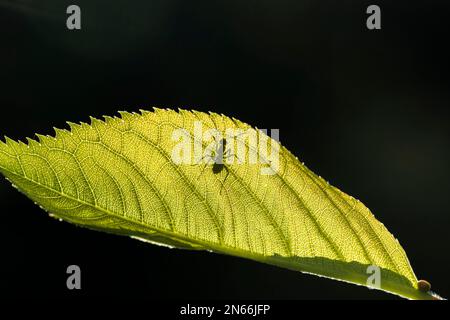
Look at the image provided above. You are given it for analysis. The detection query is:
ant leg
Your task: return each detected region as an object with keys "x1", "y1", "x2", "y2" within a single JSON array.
[
  {"x1": 194, "y1": 151, "x2": 213, "y2": 165},
  {"x1": 219, "y1": 166, "x2": 230, "y2": 195},
  {"x1": 193, "y1": 153, "x2": 214, "y2": 180},
  {"x1": 196, "y1": 162, "x2": 208, "y2": 180},
  {"x1": 223, "y1": 148, "x2": 245, "y2": 165},
  {"x1": 234, "y1": 152, "x2": 244, "y2": 164}
]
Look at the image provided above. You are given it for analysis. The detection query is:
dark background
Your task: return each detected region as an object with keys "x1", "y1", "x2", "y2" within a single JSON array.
[{"x1": 0, "y1": 0, "x2": 449, "y2": 299}]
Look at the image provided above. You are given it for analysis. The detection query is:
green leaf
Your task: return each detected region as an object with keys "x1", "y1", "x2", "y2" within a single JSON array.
[{"x1": 0, "y1": 109, "x2": 440, "y2": 299}]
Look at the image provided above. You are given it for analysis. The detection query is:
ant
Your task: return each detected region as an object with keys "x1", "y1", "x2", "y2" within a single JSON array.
[{"x1": 197, "y1": 134, "x2": 240, "y2": 194}]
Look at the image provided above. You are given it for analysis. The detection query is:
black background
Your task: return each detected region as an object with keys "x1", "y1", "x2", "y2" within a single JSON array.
[{"x1": 0, "y1": 0, "x2": 449, "y2": 299}]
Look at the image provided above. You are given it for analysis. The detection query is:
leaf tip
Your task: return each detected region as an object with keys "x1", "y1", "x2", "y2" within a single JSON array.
[{"x1": 416, "y1": 279, "x2": 445, "y2": 300}]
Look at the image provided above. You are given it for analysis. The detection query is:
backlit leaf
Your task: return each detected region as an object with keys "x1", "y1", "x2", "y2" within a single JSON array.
[{"x1": 0, "y1": 109, "x2": 439, "y2": 299}]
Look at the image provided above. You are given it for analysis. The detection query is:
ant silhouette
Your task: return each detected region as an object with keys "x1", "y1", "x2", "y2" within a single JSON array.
[{"x1": 196, "y1": 133, "x2": 243, "y2": 194}]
